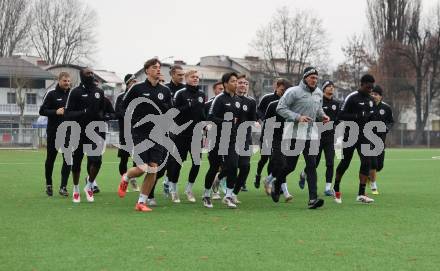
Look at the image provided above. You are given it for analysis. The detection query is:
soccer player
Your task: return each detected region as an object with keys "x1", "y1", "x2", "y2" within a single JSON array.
[
  {"x1": 166, "y1": 69, "x2": 206, "y2": 203},
  {"x1": 115, "y1": 74, "x2": 139, "y2": 192},
  {"x1": 39, "y1": 72, "x2": 72, "y2": 197},
  {"x1": 333, "y1": 74, "x2": 377, "y2": 204},
  {"x1": 204, "y1": 82, "x2": 224, "y2": 116},
  {"x1": 117, "y1": 58, "x2": 173, "y2": 212},
  {"x1": 232, "y1": 74, "x2": 257, "y2": 198},
  {"x1": 203, "y1": 72, "x2": 242, "y2": 209},
  {"x1": 165, "y1": 65, "x2": 185, "y2": 97},
  {"x1": 160, "y1": 65, "x2": 184, "y2": 195},
  {"x1": 205, "y1": 82, "x2": 224, "y2": 200},
  {"x1": 64, "y1": 68, "x2": 106, "y2": 203},
  {"x1": 254, "y1": 79, "x2": 285, "y2": 192},
  {"x1": 275, "y1": 67, "x2": 329, "y2": 209},
  {"x1": 262, "y1": 79, "x2": 293, "y2": 202},
  {"x1": 298, "y1": 80, "x2": 340, "y2": 196},
  {"x1": 369, "y1": 85, "x2": 394, "y2": 194}
]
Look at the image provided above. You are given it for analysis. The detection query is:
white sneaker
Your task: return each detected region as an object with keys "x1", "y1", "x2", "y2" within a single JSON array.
[
  {"x1": 130, "y1": 179, "x2": 140, "y2": 192},
  {"x1": 222, "y1": 197, "x2": 237, "y2": 209},
  {"x1": 284, "y1": 193, "x2": 294, "y2": 203},
  {"x1": 83, "y1": 186, "x2": 94, "y2": 202},
  {"x1": 185, "y1": 190, "x2": 196, "y2": 203},
  {"x1": 203, "y1": 197, "x2": 213, "y2": 208},
  {"x1": 334, "y1": 191, "x2": 342, "y2": 204},
  {"x1": 231, "y1": 195, "x2": 241, "y2": 204},
  {"x1": 356, "y1": 195, "x2": 374, "y2": 203},
  {"x1": 147, "y1": 198, "x2": 157, "y2": 207},
  {"x1": 72, "y1": 192, "x2": 80, "y2": 203},
  {"x1": 171, "y1": 192, "x2": 180, "y2": 203},
  {"x1": 264, "y1": 179, "x2": 272, "y2": 196},
  {"x1": 212, "y1": 192, "x2": 221, "y2": 200}
]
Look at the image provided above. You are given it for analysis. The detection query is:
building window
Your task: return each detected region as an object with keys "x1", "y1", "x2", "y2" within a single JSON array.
[
  {"x1": 26, "y1": 93, "x2": 37, "y2": 105},
  {"x1": 432, "y1": 120, "x2": 440, "y2": 131},
  {"x1": 263, "y1": 78, "x2": 273, "y2": 92},
  {"x1": 7, "y1": 93, "x2": 16, "y2": 104}
]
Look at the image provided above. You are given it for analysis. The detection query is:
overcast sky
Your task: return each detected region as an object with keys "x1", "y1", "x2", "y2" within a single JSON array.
[{"x1": 88, "y1": 0, "x2": 438, "y2": 77}]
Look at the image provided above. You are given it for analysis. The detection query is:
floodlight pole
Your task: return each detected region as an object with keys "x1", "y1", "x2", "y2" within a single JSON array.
[{"x1": 427, "y1": 73, "x2": 431, "y2": 149}]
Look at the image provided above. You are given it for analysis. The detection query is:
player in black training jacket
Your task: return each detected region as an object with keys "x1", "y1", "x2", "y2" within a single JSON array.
[
  {"x1": 115, "y1": 74, "x2": 139, "y2": 192},
  {"x1": 254, "y1": 78, "x2": 287, "y2": 191},
  {"x1": 203, "y1": 82, "x2": 224, "y2": 199},
  {"x1": 166, "y1": 69, "x2": 206, "y2": 203},
  {"x1": 203, "y1": 72, "x2": 242, "y2": 209},
  {"x1": 117, "y1": 59, "x2": 173, "y2": 212},
  {"x1": 165, "y1": 64, "x2": 185, "y2": 97},
  {"x1": 232, "y1": 74, "x2": 257, "y2": 196},
  {"x1": 64, "y1": 68, "x2": 106, "y2": 204},
  {"x1": 298, "y1": 80, "x2": 340, "y2": 196},
  {"x1": 262, "y1": 79, "x2": 294, "y2": 202},
  {"x1": 369, "y1": 85, "x2": 394, "y2": 195},
  {"x1": 333, "y1": 74, "x2": 377, "y2": 204},
  {"x1": 39, "y1": 72, "x2": 72, "y2": 197}
]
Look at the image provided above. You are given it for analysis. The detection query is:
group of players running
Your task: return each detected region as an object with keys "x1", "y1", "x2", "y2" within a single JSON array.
[{"x1": 40, "y1": 58, "x2": 393, "y2": 212}]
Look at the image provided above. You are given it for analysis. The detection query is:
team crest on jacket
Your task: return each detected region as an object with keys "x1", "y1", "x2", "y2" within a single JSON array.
[
  {"x1": 380, "y1": 109, "x2": 385, "y2": 115},
  {"x1": 243, "y1": 105, "x2": 248, "y2": 111},
  {"x1": 235, "y1": 101, "x2": 241, "y2": 108},
  {"x1": 198, "y1": 97, "x2": 204, "y2": 103},
  {"x1": 158, "y1": 93, "x2": 164, "y2": 100},
  {"x1": 95, "y1": 93, "x2": 100, "y2": 99},
  {"x1": 332, "y1": 105, "x2": 336, "y2": 110}
]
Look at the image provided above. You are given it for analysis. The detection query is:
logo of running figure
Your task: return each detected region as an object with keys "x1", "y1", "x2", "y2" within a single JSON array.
[{"x1": 122, "y1": 97, "x2": 191, "y2": 172}]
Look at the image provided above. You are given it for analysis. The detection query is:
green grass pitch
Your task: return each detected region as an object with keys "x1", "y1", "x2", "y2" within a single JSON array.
[{"x1": 0, "y1": 148, "x2": 439, "y2": 270}]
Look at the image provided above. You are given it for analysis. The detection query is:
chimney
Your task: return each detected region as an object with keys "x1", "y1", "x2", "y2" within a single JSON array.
[
  {"x1": 36, "y1": 60, "x2": 48, "y2": 66},
  {"x1": 245, "y1": 56, "x2": 259, "y2": 61}
]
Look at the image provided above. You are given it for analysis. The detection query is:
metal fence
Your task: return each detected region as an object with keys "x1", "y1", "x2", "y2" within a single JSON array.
[{"x1": 0, "y1": 128, "x2": 40, "y2": 149}]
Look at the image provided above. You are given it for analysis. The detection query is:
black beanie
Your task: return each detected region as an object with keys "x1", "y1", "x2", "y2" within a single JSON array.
[
  {"x1": 124, "y1": 74, "x2": 135, "y2": 85},
  {"x1": 322, "y1": 80, "x2": 334, "y2": 91},
  {"x1": 303, "y1": 66, "x2": 318, "y2": 79},
  {"x1": 372, "y1": 85, "x2": 383, "y2": 96}
]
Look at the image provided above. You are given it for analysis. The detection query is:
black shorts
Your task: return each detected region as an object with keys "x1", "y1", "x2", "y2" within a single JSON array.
[{"x1": 132, "y1": 135, "x2": 166, "y2": 166}]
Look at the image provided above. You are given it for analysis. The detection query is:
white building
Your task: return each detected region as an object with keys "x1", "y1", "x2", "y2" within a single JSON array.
[{"x1": 0, "y1": 57, "x2": 56, "y2": 128}]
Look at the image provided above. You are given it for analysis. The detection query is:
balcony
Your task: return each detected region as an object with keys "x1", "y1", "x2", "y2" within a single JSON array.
[{"x1": 0, "y1": 104, "x2": 40, "y2": 116}]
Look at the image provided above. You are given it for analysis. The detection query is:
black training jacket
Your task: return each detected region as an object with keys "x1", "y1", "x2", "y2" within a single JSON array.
[
  {"x1": 338, "y1": 90, "x2": 376, "y2": 131},
  {"x1": 173, "y1": 84, "x2": 206, "y2": 137},
  {"x1": 64, "y1": 83, "x2": 106, "y2": 128},
  {"x1": 165, "y1": 81, "x2": 185, "y2": 97},
  {"x1": 39, "y1": 84, "x2": 70, "y2": 134},
  {"x1": 208, "y1": 91, "x2": 243, "y2": 143},
  {"x1": 321, "y1": 96, "x2": 340, "y2": 140},
  {"x1": 122, "y1": 79, "x2": 172, "y2": 135},
  {"x1": 257, "y1": 92, "x2": 279, "y2": 120}
]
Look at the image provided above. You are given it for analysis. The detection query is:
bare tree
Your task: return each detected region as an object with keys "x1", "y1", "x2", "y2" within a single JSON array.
[
  {"x1": 12, "y1": 77, "x2": 31, "y2": 129},
  {"x1": 0, "y1": 0, "x2": 32, "y2": 56},
  {"x1": 367, "y1": 0, "x2": 418, "y2": 52},
  {"x1": 30, "y1": 0, "x2": 98, "y2": 65},
  {"x1": 251, "y1": 7, "x2": 327, "y2": 82},
  {"x1": 340, "y1": 34, "x2": 373, "y2": 90},
  {"x1": 389, "y1": 1, "x2": 440, "y2": 143}
]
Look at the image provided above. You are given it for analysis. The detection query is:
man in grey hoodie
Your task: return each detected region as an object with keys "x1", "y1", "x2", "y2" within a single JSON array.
[{"x1": 275, "y1": 67, "x2": 329, "y2": 209}]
